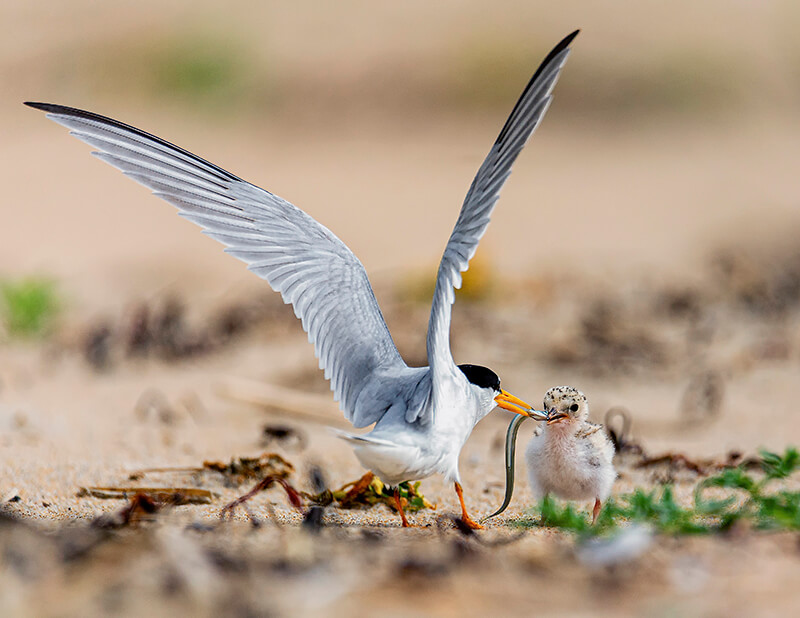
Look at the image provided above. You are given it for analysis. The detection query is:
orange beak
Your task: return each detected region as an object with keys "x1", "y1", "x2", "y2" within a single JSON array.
[{"x1": 494, "y1": 390, "x2": 534, "y2": 416}]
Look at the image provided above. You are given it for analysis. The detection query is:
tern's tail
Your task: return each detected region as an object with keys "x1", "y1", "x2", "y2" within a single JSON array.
[
  {"x1": 330, "y1": 428, "x2": 398, "y2": 448},
  {"x1": 331, "y1": 429, "x2": 419, "y2": 486}
]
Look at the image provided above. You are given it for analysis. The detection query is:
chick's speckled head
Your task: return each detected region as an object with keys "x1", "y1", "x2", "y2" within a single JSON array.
[{"x1": 543, "y1": 386, "x2": 588, "y2": 424}]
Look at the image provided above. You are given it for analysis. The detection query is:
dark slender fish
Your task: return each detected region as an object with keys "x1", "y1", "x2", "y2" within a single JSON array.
[{"x1": 482, "y1": 414, "x2": 530, "y2": 521}]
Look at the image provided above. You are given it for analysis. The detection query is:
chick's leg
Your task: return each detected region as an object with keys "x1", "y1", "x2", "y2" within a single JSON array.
[
  {"x1": 592, "y1": 498, "x2": 602, "y2": 525},
  {"x1": 454, "y1": 482, "x2": 484, "y2": 530}
]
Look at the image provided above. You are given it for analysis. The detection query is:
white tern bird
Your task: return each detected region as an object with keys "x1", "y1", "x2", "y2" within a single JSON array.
[{"x1": 26, "y1": 29, "x2": 578, "y2": 527}]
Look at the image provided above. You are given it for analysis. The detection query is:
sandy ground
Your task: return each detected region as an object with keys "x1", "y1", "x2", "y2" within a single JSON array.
[
  {"x1": 3, "y1": 2, "x2": 800, "y2": 616},
  {"x1": 3, "y1": 245, "x2": 800, "y2": 616}
]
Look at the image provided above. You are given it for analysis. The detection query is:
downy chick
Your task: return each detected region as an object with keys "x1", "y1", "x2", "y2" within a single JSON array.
[{"x1": 525, "y1": 386, "x2": 615, "y2": 524}]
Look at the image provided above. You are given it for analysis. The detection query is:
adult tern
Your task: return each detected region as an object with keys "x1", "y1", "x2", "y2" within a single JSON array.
[{"x1": 26, "y1": 29, "x2": 577, "y2": 528}]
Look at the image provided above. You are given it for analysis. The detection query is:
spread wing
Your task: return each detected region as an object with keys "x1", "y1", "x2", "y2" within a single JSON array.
[
  {"x1": 426, "y1": 30, "x2": 578, "y2": 383},
  {"x1": 25, "y1": 102, "x2": 405, "y2": 424}
]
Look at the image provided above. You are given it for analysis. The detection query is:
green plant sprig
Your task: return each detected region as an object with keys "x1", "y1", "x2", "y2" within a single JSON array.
[
  {"x1": 0, "y1": 277, "x2": 60, "y2": 339},
  {"x1": 513, "y1": 447, "x2": 800, "y2": 536}
]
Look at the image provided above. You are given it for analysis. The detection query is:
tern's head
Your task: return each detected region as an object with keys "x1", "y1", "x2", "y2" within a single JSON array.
[
  {"x1": 543, "y1": 385, "x2": 588, "y2": 428},
  {"x1": 458, "y1": 364, "x2": 533, "y2": 417}
]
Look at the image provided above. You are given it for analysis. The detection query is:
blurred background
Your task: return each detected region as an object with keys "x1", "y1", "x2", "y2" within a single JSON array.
[{"x1": 5, "y1": 0, "x2": 800, "y2": 302}]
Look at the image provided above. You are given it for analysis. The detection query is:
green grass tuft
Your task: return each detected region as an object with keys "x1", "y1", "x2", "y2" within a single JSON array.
[
  {"x1": 513, "y1": 447, "x2": 800, "y2": 537},
  {"x1": 71, "y1": 30, "x2": 271, "y2": 115},
  {"x1": 150, "y1": 36, "x2": 251, "y2": 104},
  {"x1": 760, "y1": 447, "x2": 800, "y2": 481},
  {"x1": 0, "y1": 277, "x2": 60, "y2": 338}
]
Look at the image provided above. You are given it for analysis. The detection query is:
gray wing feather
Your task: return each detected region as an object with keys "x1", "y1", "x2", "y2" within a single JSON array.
[
  {"x1": 351, "y1": 365, "x2": 432, "y2": 427},
  {"x1": 426, "y1": 31, "x2": 578, "y2": 380},
  {"x1": 25, "y1": 103, "x2": 405, "y2": 426}
]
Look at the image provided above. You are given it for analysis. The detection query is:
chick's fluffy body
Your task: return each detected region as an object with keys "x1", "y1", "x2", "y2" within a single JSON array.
[{"x1": 525, "y1": 386, "x2": 615, "y2": 502}]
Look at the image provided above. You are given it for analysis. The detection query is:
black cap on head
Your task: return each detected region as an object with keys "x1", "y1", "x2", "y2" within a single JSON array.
[{"x1": 458, "y1": 364, "x2": 501, "y2": 391}]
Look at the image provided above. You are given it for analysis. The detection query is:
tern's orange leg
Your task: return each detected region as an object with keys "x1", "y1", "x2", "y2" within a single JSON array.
[
  {"x1": 393, "y1": 487, "x2": 411, "y2": 527},
  {"x1": 454, "y1": 482, "x2": 484, "y2": 530},
  {"x1": 592, "y1": 498, "x2": 602, "y2": 525}
]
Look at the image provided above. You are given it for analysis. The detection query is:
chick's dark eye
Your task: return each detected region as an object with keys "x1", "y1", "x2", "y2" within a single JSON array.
[{"x1": 569, "y1": 404, "x2": 579, "y2": 412}]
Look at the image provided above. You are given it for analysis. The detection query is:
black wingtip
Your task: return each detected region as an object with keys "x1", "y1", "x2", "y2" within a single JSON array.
[
  {"x1": 24, "y1": 101, "x2": 91, "y2": 116},
  {"x1": 23, "y1": 100, "x2": 243, "y2": 183},
  {"x1": 564, "y1": 29, "x2": 581, "y2": 46},
  {"x1": 494, "y1": 30, "x2": 580, "y2": 145},
  {"x1": 24, "y1": 101, "x2": 52, "y2": 112},
  {"x1": 533, "y1": 29, "x2": 580, "y2": 82}
]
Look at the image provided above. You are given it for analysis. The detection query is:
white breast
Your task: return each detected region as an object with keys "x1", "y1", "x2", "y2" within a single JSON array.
[
  {"x1": 524, "y1": 428, "x2": 615, "y2": 502},
  {"x1": 354, "y1": 377, "x2": 481, "y2": 485}
]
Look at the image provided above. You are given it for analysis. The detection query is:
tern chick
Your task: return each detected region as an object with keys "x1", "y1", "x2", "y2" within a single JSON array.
[{"x1": 525, "y1": 386, "x2": 615, "y2": 524}]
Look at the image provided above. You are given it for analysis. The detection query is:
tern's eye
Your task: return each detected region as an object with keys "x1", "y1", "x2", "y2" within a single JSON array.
[{"x1": 569, "y1": 403, "x2": 579, "y2": 412}]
